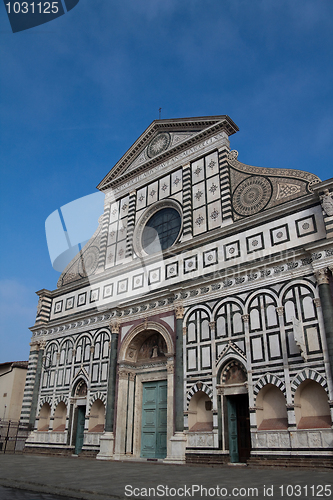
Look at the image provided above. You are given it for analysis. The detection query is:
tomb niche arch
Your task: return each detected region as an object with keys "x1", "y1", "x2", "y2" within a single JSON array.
[{"x1": 115, "y1": 321, "x2": 175, "y2": 460}]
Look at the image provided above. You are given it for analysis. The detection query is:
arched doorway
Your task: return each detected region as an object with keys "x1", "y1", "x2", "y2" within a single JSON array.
[
  {"x1": 71, "y1": 379, "x2": 88, "y2": 455},
  {"x1": 115, "y1": 321, "x2": 174, "y2": 460},
  {"x1": 219, "y1": 360, "x2": 251, "y2": 463}
]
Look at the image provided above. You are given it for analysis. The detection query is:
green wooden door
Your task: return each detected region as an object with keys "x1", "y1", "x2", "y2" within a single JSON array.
[
  {"x1": 227, "y1": 397, "x2": 239, "y2": 463},
  {"x1": 227, "y1": 395, "x2": 251, "y2": 463},
  {"x1": 141, "y1": 380, "x2": 167, "y2": 458},
  {"x1": 74, "y1": 406, "x2": 85, "y2": 455}
]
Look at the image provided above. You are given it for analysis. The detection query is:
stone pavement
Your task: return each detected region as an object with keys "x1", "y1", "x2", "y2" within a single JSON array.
[{"x1": 0, "y1": 454, "x2": 332, "y2": 500}]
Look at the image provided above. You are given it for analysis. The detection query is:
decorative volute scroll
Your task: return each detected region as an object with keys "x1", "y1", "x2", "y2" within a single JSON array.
[
  {"x1": 227, "y1": 150, "x2": 321, "y2": 219},
  {"x1": 321, "y1": 189, "x2": 333, "y2": 216},
  {"x1": 57, "y1": 216, "x2": 104, "y2": 288}
]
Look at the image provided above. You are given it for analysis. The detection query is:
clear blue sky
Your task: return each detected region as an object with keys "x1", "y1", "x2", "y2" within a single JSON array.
[{"x1": 1, "y1": 0, "x2": 332, "y2": 363}]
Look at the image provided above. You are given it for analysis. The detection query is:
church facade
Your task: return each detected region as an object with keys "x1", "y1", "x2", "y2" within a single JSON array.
[{"x1": 21, "y1": 116, "x2": 333, "y2": 465}]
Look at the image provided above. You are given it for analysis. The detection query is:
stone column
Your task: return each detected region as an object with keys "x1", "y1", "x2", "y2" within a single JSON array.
[
  {"x1": 165, "y1": 304, "x2": 187, "y2": 463},
  {"x1": 175, "y1": 303, "x2": 184, "y2": 432},
  {"x1": 28, "y1": 340, "x2": 46, "y2": 430},
  {"x1": 314, "y1": 268, "x2": 333, "y2": 380},
  {"x1": 97, "y1": 321, "x2": 119, "y2": 460},
  {"x1": 242, "y1": 314, "x2": 255, "y2": 424}
]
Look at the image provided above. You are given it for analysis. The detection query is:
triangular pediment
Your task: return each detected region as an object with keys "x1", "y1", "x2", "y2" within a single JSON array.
[
  {"x1": 216, "y1": 341, "x2": 246, "y2": 366},
  {"x1": 97, "y1": 115, "x2": 238, "y2": 191}
]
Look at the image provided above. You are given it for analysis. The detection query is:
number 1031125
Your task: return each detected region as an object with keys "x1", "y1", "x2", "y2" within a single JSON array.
[
  {"x1": 279, "y1": 484, "x2": 331, "y2": 497},
  {"x1": 5, "y1": 2, "x2": 60, "y2": 14}
]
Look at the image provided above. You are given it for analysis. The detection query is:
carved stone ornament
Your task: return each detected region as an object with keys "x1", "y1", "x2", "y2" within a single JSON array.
[
  {"x1": 241, "y1": 314, "x2": 249, "y2": 323},
  {"x1": 314, "y1": 268, "x2": 330, "y2": 285},
  {"x1": 313, "y1": 298, "x2": 321, "y2": 308},
  {"x1": 109, "y1": 321, "x2": 120, "y2": 334},
  {"x1": 233, "y1": 176, "x2": 272, "y2": 216},
  {"x1": 118, "y1": 369, "x2": 129, "y2": 380},
  {"x1": 147, "y1": 132, "x2": 171, "y2": 158},
  {"x1": 167, "y1": 364, "x2": 174, "y2": 374},
  {"x1": 175, "y1": 304, "x2": 184, "y2": 319},
  {"x1": 321, "y1": 189, "x2": 333, "y2": 216},
  {"x1": 39, "y1": 339, "x2": 47, "y2": 350},
  {"x1": 276, "y1": 306, "x2": 284, "y2": 317}
]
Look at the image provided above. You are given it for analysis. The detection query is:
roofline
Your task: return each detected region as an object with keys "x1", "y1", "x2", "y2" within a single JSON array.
[{"x1": 96, "y1": 115, "x2": 238, "y2": 191}]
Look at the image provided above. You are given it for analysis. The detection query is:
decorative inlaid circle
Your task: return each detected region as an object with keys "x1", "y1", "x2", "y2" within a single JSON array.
[
  {"x1": 147, "y1": 132, "x2": 171, "y2": 158},
  {"x1": 233, "y1": 176, "x2": 272, "y2": 216},
  {"x1": 78, "y1": 247, "x2": 99, "y2": 276}
]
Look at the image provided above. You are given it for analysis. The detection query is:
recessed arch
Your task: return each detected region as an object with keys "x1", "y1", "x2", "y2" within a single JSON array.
[
  {"x1": 119, "y1": 321, "x2": 174, "y2": 363},
  {"x1": 294, "y1": 379, "x2": 331, "y2": 429},
  {"x1": 254, "y1": 373, "x2": 286, "y2": 397},
  {"x1": 187, "y1": 382, "x2": 213, "y2": 408},
  {"x1": 37, "y1": 402, "x2": 51, "y2": 431},
  {"x1": 291, "y1": 369, "x2": 328, "y2": 398},
  {"x1": 256, "y1": 384, "x2": 288, "y2": 430},
  {"x1": 53, "y1": 402, "x2": 67, "y2": 431}
]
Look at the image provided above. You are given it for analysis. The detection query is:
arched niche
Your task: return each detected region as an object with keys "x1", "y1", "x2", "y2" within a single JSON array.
[
  {"x1": 38, "y1": 402, "x2": 51, "y2": 431},
  {"x1": 256, "y1": 384, "x2": 287, "y2": 430},
  {"x1": 53, "y1": 402, "x2": 67, "y2": 432},
  {"x1": 220, "y1": 360, "x2": 247, "y2": 395},
  {"x1": 188, "y1": 391, "x2": 213, "y2": 431},
  {"x1": 88, "y1": 399, "x2": 105, "y2": 432},
  {"x1": 295, "y1": 380, "x2": 331, "y2": 429},
  {"x1": 119, "y1": 321, "x2": 174, "y2": 363},
  {"x1": 72, "y1": 379, "x2": 88, "y2": 398}
]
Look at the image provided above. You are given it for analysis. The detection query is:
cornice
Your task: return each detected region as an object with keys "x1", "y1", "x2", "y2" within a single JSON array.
[{"x1": 43, "y1": 193, "x2": 321, "y2": 299}]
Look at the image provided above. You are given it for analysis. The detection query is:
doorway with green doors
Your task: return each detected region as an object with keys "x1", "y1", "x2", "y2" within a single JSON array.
[
  {"x1": 74, "y1": 405, "x2": 86, "y2": 455},
  {"x1": 141, "y1": 380, "x2": 167, "y2": 459},
  {"x1": 227, "y1": 394, "x2": 251, "y2": 463},
  {"x1": 219, "y1": 359, "x2": 251, "y2": 463}
]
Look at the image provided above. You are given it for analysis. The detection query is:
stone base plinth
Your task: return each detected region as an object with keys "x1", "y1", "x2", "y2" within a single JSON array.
[
  {"x1": 96, "y1": 432, "x2": 115, "y2": 460},
  {"x1": 164, "y1": 432, "x2": 187, "y2": 464}
]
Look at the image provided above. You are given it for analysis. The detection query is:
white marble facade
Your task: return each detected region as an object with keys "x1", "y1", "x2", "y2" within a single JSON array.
[{"x1": 21, "y1": 116, "x2": 333, "y2": 464}]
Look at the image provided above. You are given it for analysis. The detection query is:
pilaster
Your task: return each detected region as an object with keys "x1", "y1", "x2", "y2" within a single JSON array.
[
  {"x1": 314, "y1": 268, "x2": 333, "y2": 380},
  {"x1": 97, "y1": 321, "x2": 119, "y2": 460}
]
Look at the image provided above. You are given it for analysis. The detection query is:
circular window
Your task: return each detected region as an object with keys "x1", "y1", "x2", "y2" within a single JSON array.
[
  {"x1": 133, "y1": 200, "x2": 182, "y2": 257},
  {"x1": 142, "y1": 207, "x2": 181, "y2": 255}
]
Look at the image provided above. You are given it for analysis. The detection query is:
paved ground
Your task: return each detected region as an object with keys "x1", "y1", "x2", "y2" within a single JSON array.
[
  {"x1": 0, "y1": 454, "x2": 332, "y2": 500},
  {"x1": 0, "y1": 485, "x2": 75, "y2": 500}
]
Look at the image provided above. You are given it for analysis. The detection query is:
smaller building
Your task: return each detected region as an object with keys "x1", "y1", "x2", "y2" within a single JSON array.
[{"x1": 0, "y1": 361, "x2": 28, "y2": 422}]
